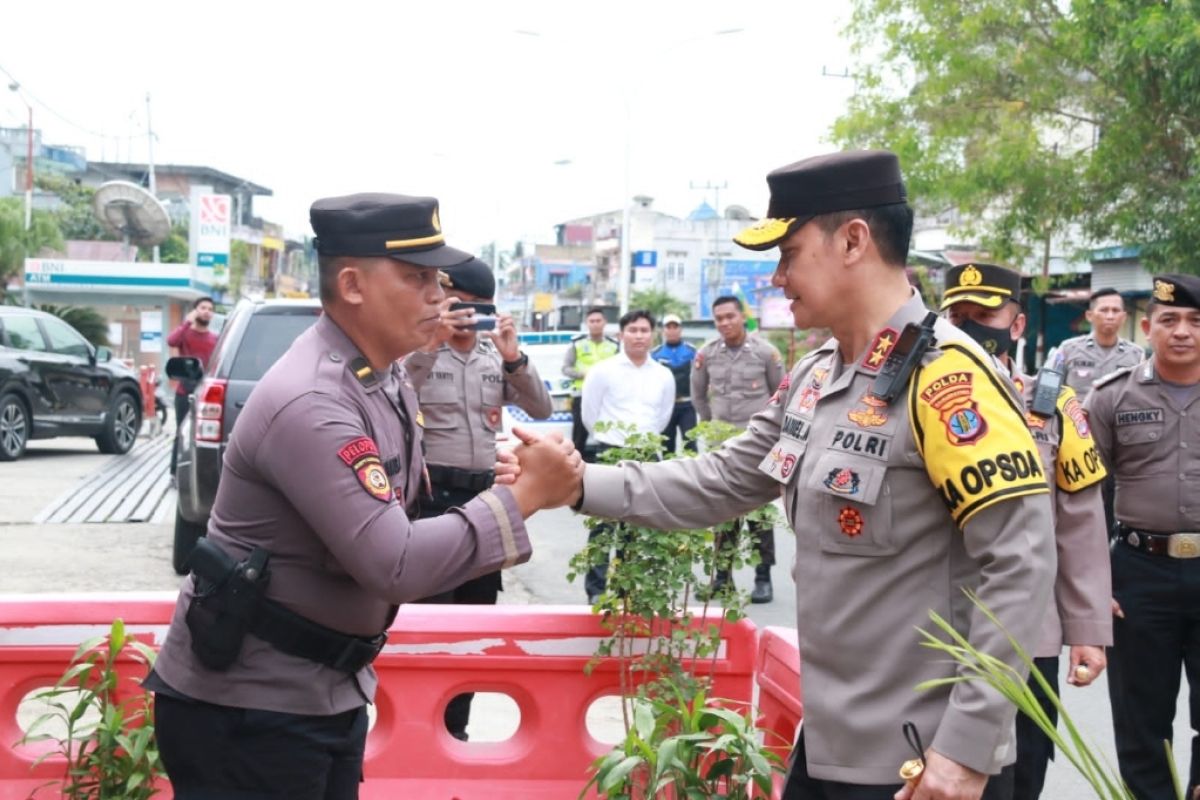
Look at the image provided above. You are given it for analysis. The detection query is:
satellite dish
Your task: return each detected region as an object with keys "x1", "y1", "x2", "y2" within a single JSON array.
[{"x1": 93, "y1": 180, "x2": 171, "y2": 247}]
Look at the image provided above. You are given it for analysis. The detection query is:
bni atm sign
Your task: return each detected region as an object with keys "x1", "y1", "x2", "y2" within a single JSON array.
[{"x1": 194, "y1": 194, "x2": 232, "y2": 281}]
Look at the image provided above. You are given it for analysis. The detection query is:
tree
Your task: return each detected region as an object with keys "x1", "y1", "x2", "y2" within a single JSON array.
[
  {"x1": 38, "y1": 174, "x2": 113, "y2": 242},
  {"x1": 0, "y1": 198, "x2": 64, "y2": 293},
  {"x1": 629, "y1": 287, "x2": 690, "y2": 321},
  {"x1": 832, "y1": 0, "x2": 1200, "y2": 269}
]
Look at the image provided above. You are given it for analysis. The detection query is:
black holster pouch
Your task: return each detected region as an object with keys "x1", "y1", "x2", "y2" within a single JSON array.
[{"x1": 184, "y1": 537, "x2": 270, "y2": 671}]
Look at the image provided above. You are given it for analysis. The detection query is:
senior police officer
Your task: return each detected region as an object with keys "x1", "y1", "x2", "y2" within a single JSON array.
[
  {"x1": 563, "y1": 308, "x2": 619, "y2": 459},
  {"x1": 403, "y1": 256, "x2": 552, "y2": 740},
  {"x1": 942, "y1": 262, "x2": 1111, "y2": 800},
  {"x1": 1056, "y1": 288, "x2": 1143, "y2": 401},
  {"x1": 543, "y1": 150, "x2": 1056, "y2": 800},
  {"x1": 146, "y1": 194, "x2": 582, "y2": 799},
  {"x1": 1085, "y1": 274, "x2": 1200, "y2": 800},
  {"x1": 692, "y1": 295, "x2": 784, "y2": 602}
]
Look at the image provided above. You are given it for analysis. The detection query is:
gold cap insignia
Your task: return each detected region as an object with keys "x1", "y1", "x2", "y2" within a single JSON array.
[
  {"x1": 958, "y1": 265, "x2": 983, "y2": 287},
  {"x1": 432, "y1": 207, "x2": 442, "y2": 233},
  {"x1": 1154, "y1": 279, "x2": 1176, "y2": 303}
]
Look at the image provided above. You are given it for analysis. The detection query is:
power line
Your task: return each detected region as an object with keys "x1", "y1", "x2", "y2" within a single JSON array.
[{"x1": 0, "y1": 62, "x2": 115, "y2": 139}]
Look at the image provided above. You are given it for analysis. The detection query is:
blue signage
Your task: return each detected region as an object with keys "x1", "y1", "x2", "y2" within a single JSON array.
[{"x1": 632, "y1": 250, "x2": 658, "y2": 267}]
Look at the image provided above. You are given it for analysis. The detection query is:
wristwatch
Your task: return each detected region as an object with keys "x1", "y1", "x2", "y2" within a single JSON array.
[{"x1": 503, "y1": 353, "x2": 529, "y2": 373}]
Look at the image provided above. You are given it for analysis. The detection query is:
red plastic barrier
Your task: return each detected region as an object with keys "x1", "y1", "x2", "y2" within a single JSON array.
[
  {"x1": 138, "y1": 366, "x2": 156, "y2": 421},
  {"x1": 0, "y1": 595, "x2": 767, "y2": 799},
  {"x1": 756, "y1": 626, "x2": 803, "y2": 794}
]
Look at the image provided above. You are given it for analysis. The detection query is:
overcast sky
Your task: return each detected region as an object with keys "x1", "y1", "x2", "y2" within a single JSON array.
[{"x1": 0, "y1": 0, "x2": 856, "y2": 253}]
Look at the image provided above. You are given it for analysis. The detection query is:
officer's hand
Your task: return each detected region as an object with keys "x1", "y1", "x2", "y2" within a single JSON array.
[
  {"x1": 1067, "y1": 645, "x2": 1106, "y2": 686},
  {"x1": 894, "y1": 750, "x2": 987, "y2": 800},
  {"x1": 421, "y1": 297, "x2": 473, "y2": 351},
  {"x1": 506, "y1": 427, "x2": 583, "y2": 515},
  {"x1": 488, "y1": 313, "x2": 521, "y2": 362},
  {"x1": 1112, "y1": 597, "x2": 1124, "y2": 619},
  {"x1": 493, "y1": 449, "x2": 519, "y2": 485}
]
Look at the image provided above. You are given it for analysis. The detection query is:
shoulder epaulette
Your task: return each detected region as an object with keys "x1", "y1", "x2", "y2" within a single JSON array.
[
  {"x1": 1093, "y1": 365, "x2": 1135, "y2": 391},
  {"x1": 571, "y1": 333, "x2": 586, "y2": 341},
  {"x1": 348, "y1": 356, "x2": 379, "y2": 388}
]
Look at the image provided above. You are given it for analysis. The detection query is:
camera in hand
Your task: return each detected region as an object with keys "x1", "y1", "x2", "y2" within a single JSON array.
[{"x1": 450, "y1": 302, "x2": 497, "y2": 331}]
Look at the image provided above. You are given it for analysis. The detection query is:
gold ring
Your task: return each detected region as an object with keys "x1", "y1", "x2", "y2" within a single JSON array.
[{"x1": 1074, "y1": 665, "x2": 1091, "y2": 681}]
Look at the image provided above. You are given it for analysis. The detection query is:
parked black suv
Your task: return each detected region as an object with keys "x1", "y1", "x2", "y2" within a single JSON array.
[
  {"x1": 0, "y1": 306, "x2": 143, "y2": 461},
  {"x1": 168, "y1": 298, "x2": 322, "y2": 573}
]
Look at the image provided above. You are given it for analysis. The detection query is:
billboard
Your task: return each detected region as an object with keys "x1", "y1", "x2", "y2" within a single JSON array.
[{"x1": 191, "y1": 191, "x2": 232, "y2": 286}]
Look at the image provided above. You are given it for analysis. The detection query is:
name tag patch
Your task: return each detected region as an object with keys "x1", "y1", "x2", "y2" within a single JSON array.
[
  {"x1": 781, "y1": 413, "x2": 812, "y2": 442},
  {"x1": 829, "y1": 427, "x2": 892, "y2": 461},
  {"x1": 1115, "y1": 408, "x2": 1164, "y2": 426}
]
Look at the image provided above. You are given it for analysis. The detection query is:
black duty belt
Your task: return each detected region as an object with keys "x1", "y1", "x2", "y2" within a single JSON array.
[
  {"x1": 427, "y1": 464, "x2": 495, "y2": 493},
  {"x1": 1117, "y1": 523, "x2": 1200, "y2": 559}
]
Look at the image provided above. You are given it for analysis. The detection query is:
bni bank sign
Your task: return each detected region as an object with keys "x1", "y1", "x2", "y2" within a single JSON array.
[{"x1": 191, "y1": 191, "x2": 232, "y2": 287}]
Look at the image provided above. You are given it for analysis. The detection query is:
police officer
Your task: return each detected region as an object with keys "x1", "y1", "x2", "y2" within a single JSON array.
[
  {"x1": 145, "y1": 194, "x2": 581, "y2": 799},
  {"x1": 941, "y1": 262, "x2": 1111, "y2": 800},
  {"x1": 545, "y1": 150, "x2": 1055, "y2": 800},
  {"x1": 693, "y1": 295, "x2": 784, "y2": 603},
  {"x1": 563, "y1": 308, "x2": 619, "y2": 460},
  {"x1": 651, "y1": 313, "x2": 698, "y2": 453},
  {"x1": 1085, "y1": 273, "x2": 1200, "y2": 800},
  {"x1": 403, "y1": 256, "x2": 552, "y2": 740},
  {"x1": 1056, "y1": 288, "x2": 1143, "y2": 401}
]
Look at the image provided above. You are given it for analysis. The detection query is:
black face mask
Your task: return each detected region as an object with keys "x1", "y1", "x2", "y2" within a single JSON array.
[{"x1": 958, "y1": 318, "x2": 1014, "y2": 356}]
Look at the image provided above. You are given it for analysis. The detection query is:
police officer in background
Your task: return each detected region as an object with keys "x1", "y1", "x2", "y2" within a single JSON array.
[
  {"x1": 651, "y1": 313, "x2": 698, "y2": 453},
  {"x1": 942, "y1": 262, "x2": 1111, "y2": 800},
  {"x1": 563, "y1": 307, "x2": 619, "y2": 460},
  {"x1": 403, "y1": 256, "x2": 552, "y2": 741},
  {"x1": 145, "y1": 194, "x2": 581, "y2": 799},
  {"x1": 1085, "y1": 274, "x2": 1200, "y2": 800},
  {"x1": 543, "y1": 150, "x2": 1055, "y2": 800},
  {"x1": 692, "y1": 295, "x2": 784, "y2": 603},
  {"x1": 1056, "y1": 287, "x2": 1143, "y2": 401}
]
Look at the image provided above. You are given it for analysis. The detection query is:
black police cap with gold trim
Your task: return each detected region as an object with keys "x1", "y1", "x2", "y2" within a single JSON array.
[
  {"x1": 1151, "y1": 274, "x2": 1200, "y2": 309},
  {"x1": 310, "y1": 193, "x2": 472, "y2": 269},
  {"x1": 734, "y1": 150, "x2": 908, "y2": 251},
  {"x1": 940, "y1": 262, "x2": 1023, "y2": 311}
]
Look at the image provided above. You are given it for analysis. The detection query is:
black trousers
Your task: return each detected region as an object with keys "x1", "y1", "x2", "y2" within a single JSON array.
[
  {"x1": 663, "y1": 401, "x2": 697, "y2": 453},
  {"x1": 571, "y1": 395, "x2": 590, "y2": 459},
  {"x1": 1109, "y1": 541, "x2": 1200, "y2": 800},
  {"x1": 170, "y1": 393, "x2": 190, "y2": 474},
  {"x1": 412, "y1": 481, "x2": 500, "y2": 739},
  {"x1": 713, "y1": 516, "x2": 777, "y2": 572},
  {"x1": 1013, "y1": 656, "x2": 1059, "y2": 800},
  {"x1": 781, "y1": 731, "x2": 1014, "y2": 800},
  {"x1": 154, "y1": 692, "x2": 367, "y2": 799}
]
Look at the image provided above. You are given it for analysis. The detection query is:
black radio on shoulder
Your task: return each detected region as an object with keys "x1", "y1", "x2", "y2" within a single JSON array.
[
  {"x1": 870, "y1": 312, "x2": 938, "y2": 404},
  {"x1": 1029, "y1": 365, "x2": 1064, "y2": 418}
]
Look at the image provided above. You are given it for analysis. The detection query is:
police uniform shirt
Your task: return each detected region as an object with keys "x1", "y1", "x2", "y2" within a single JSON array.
[
  {"x1": 153, "y1": 314, "x2": 532, "y2": 716},
  {"x1": 691, "y1": 334, "x2": 784, "y2": 428},
  {"x1": 578, "y1": 289, "x2": 1055, "y2": 783},
  {"x1": 405, "y1": 341, "x2": 552, "y2": 471},
  {"x1": 1057, "y1": 334, "x2": 1143, "y2": 400},
  {"x1": 1012, "y1": 370, "x2": 1111, "y2": 656},
  {"x1": 1085, "y1": 357, "x2": 1200, "y2": 532}
]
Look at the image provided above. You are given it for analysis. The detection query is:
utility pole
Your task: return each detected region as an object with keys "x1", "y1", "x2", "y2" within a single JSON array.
[
  {"x1": 691, "y1": 180, "x2": 728, "y2": 310},
  {"x1": 146, "y1": 93, "x2": 160, "y2": 263},
  {"x1": 7, "y1": 83, "x2": 33, "y2": 230}
]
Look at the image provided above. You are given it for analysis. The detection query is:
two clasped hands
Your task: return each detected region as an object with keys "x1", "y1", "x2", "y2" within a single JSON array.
[{"x1": 494, "y1": 427, "x2": 585, "y2": 518}]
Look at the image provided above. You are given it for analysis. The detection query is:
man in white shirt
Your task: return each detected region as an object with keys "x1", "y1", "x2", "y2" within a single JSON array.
[{"x1": 580, "y1": 309, "x2": 676, "y2": 602}]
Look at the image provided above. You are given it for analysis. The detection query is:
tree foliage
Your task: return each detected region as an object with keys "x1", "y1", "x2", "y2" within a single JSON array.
[
  {"x1": 833, "y1": 0, "x2": 1200, "y2": 270},
  {"x1": 0, "y1": 198, "x2": 64, "y2": 292},
  {"x1": 37, "y1": 174, "x2": 114, "y2": 242},
  {"x1": 629, "y1": 287, "x2": 691, "y2": 321}
]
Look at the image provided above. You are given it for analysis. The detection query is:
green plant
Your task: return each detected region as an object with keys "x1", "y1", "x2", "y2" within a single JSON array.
[
  {"x1": 918, "y1": 591, "x2": 1177, "y2": 800},
  {"x1": 18, "y1": 618, "x2": 163, "y2": 799},
  {"x1": 571, "y1": 420, "x2": 785, "y2": 798}
]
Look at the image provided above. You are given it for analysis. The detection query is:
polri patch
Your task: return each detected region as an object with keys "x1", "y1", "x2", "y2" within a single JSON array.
[
  {"x1": 823, "y1": 468, "x2": 861, "y2": 495},
  {"x1": 337, "y1": 436, "x2": 392, "y2": 502},
  {"x1": 1062, "y1": 396, "x2": 1090, "y2": 437}
]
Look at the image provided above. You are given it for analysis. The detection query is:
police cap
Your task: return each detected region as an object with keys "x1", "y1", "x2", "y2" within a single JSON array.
[
  {"x1": 940, "y1": 263, "x2": 1023, "y2": 311},
  {"x1": 310, "y1": 193, "x2": 472, "y2": 269},
  {"x1": 734, "y1": 150, "x2": 907, "y2": 251},
  {"x1": 1151, "y1": 273, "x2": 1200, "y2": 309},
  {"x1": 443, "y1": 257, "x2": 496, "y2": 299}
]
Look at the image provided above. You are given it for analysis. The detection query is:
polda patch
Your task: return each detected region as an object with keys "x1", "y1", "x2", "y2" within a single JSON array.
[
  {"x1": 338, "y1": 436, "x2": 392, "y2": 502},
  {"x1": 921, "y1": 372, "x2": 988, "y2": 446}
]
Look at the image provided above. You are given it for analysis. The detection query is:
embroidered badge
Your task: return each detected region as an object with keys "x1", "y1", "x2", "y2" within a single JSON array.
[
  {"x1": 1062, "y1": 396, "x2": 1090, "y2": 437},
  {"x1": 780, "y1": 453, "x2": 798, "y2": 479},
  {"x1": 486, "y1": 407, "x2": 502, "y2": 428},
  {"x1": 862, "y1": 328, "x2": 899, "y2": 369},
  {"x1": 847, "y1": 392, "x2": 889, "y2": 428},
  {"x1": 337, "y1": 437, "x2": 392, "y2": 502},
  {"x1": 838, "y1": 506, "x2": 864, "y2": 537},
  {"x1": 921, "y1": 371, "x2": 988, "y2": 445},
  {"x1": 958, "y1": 265, "x2": 983, "y2": 287},
  {"x1": 823, "y1": 468, "x2": 861, "y2": 495},
  {"x1": 1025, "y1": 411, "x2": 1047, "y2": 430},
  {"x1": 770, "y1": 372, "x2": 792, "y2": 405}
]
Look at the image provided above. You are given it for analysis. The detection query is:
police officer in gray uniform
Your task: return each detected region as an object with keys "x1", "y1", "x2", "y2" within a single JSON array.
[
  {"x1": 146, "y1": 194, "x2": 581, "y2": 799},
  {"x1": 692, "y1": 295, "x2": 784, "y2": 602},
  {"x1": 544, "y1": 151, "x2": 1055, "y2": 800},
  {"x1": 403, "y1": 256, "x2": 552, "y2": 740},
  {"x1": 1085, "y1": 273, "x2": 1200, "y2": 800},
  {"x1": 1056, "y1": 287, "x2": 1143, "y2": 401}
]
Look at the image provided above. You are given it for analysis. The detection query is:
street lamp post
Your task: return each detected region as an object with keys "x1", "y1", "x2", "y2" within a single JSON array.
[{"x1": 7, "y1": 82, "x2": 33, "y2": 231}]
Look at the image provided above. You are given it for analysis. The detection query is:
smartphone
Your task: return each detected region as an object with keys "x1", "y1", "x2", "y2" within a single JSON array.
[{"x1": 449, "y1": 302, "x2": 497, "y2": 331}]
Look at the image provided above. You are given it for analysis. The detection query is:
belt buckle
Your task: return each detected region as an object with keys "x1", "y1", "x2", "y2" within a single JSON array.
[{"x1": 1169, "y1": 533, "x2": 1200, "y2": 558}]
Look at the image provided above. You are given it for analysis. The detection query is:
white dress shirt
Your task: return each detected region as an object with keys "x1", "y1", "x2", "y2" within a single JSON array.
[{"x1": 581, "y1": 351, "x2": 676, "y2": 446}]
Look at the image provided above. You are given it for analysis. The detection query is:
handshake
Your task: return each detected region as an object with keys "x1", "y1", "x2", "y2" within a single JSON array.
[{"x1": 495, "y1": 426, "x2": 586, "y2": 517}]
